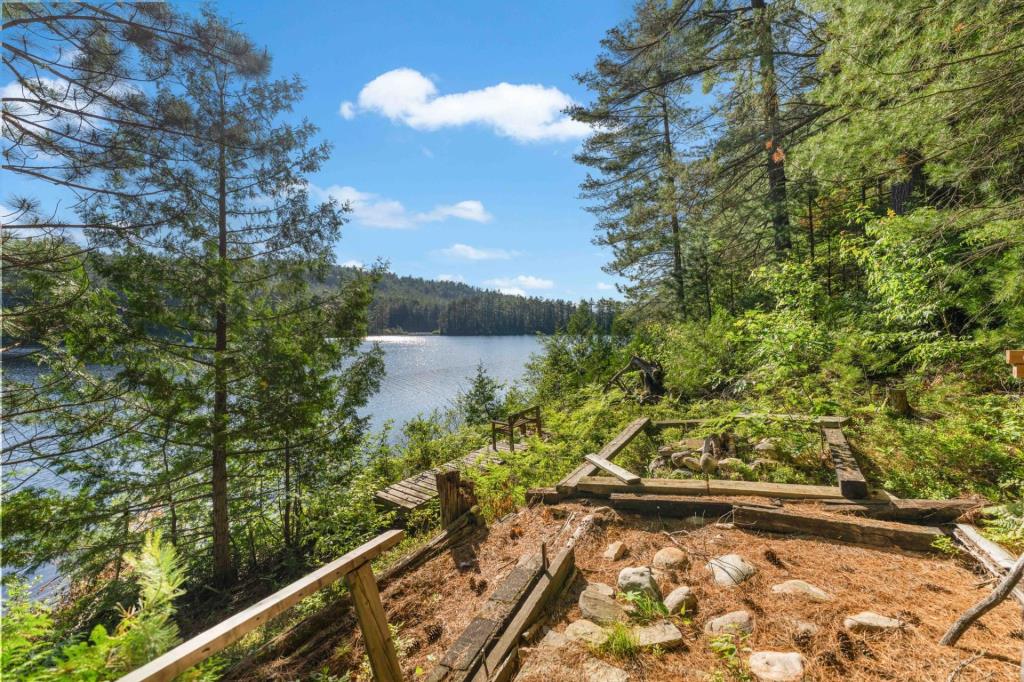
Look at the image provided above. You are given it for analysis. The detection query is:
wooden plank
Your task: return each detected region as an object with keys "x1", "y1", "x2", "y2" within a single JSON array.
[
  {"x1": 346, "y1": 561, "x2": 403, "y2": 682},
  {"x1": 379, "y1": 485, "x2": 424, "y2": 506},
  {"x1": 733, "y1": 505, "x2": 942, "y2": 552},
  {"x1": 525, "y1": 487, "x2": 562, "y2": 504},
  {"x1": 1005, "y1": 350, "x2": 1024, "y2": 364},
  {"x1": 819, "y1": 498, "x2": 978, "y2": 523},
  {"x1": 474, "y1": 547, "x2": 575, "y2": 681},
  {"x1": 576, "y1": 476, "x2": 842, "y2": 500},
  {"x1": 604, "y1": 493, "x2": 735, "y2": 519},
  {"x1": 821, "y1": 426, "x2": 868, "y2": 499},
  {"x1": 584, "y1": 454, "x2": 641, "y2": 485},
  {"x1": 118, "y1": 530, "x2": 404, "y2": 682},
  {"x1": 953, "y1": 524, "x2": 1024, "y2": 606},
  {"x1": 555, "y1": 418, "x2": 650, "y2": 494},
  {"x1": 653, "y1": 414, "x2": 850, "y2": 428},
  {"x1": 375, "y1": 490, "x2": 417, "y2": 510},
  {"x1": 390, "y1": 481, "x2": 432, "y2": 501}
]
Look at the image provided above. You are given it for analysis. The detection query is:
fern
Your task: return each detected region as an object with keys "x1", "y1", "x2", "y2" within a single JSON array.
[{"x1": 984, "y1": 502, "x2": 1024, "y2": 551}]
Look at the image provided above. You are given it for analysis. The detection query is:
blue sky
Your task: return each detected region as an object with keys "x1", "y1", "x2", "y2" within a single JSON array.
[{"x1": 212, "y1": 0, "x2": 632, "y2": 300}]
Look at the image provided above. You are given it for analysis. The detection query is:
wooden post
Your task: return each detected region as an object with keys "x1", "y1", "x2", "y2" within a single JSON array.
[
  {"x1": 346, "y1": 561, "x2": 403, "y2": 682},
  {"x1": 436, "y1": 469, "x2": 477, "y2": 528},
  {"x1": 886, "y1": 385, "x2": 912, "y2": 417}
]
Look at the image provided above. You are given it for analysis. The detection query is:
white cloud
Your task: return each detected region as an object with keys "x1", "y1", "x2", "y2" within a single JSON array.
[
  {"x1": 348, "y1": 68, "x2": 590, "y2": 142},
  {"x1": 439, "y1": 243, "x2": 515, "y2": 261},
  {"x1": 596, "y1": 282, "x2": 615, "y2": 291},
  {"x1": 436, "y1": 274, "x2": 465, "y2": 283},
  {"x1": 485, "y1": 275, "x2": 554, "y2": 290},
  {"x1": 311, "y1": 184, "x2": 491, "y2": 229},
  {"x1": 340, "y1": 259, "x2": 364, "y2": 269},
  {"x1": 339, "y1": 101, "x2": 356, "y2": 120},
  {"x1": 498, "y1": 287, "x2": 527, "y2": 297}
]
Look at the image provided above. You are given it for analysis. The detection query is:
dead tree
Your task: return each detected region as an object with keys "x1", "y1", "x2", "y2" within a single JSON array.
[{"x1": 604, "y1": 355, "x2": 666, "y2": 403}]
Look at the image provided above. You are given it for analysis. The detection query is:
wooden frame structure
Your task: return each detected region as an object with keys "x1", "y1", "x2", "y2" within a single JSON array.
[
  {"x1": 1007, "y1": 349, "x2": 1024, "y2": 378},
  {"x1": 118, "y1": 530, "x2": 405, "y2": 682},
  {"x1": 490, "y1": 405, "x2": 542, "y2": 452}
]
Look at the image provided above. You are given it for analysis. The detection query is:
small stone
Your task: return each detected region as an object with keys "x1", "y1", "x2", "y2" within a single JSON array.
[
  {"x1": 704, "y1": 610, "x2": 754, "y2": 635},
  {"x1": 748, "y1": 651, "x2": 805, "y2": 681},
  {"x1": 617, "y1": 566, "x2": 661, "y2": 599},
  {"x1": 717, "y1": 457, "x2": 746, "y2": 472},
  {"x1": 843, "y1": 611, "x2": 903, "y2": 633},
  {"x1": 653, "y1": 546, "x2": 689, "y2": 570},
  {"x1": 634, "y1": 621, "x2": 684, "y2": 650},
  {"x1": 707, "y1": 554, "x2": 757, "y2": 586},
  {"x1": 771, "y1": 580, "x2": 832, "y2": 602},
  {"x1": 754, "y1": 438, "x2": 778, "y2": 454},
  {"x1": 648, "y1": 457, "x2": 669, "y2": 474},
  {"x1": 585, "y1": 582, "x2": 615, "y2": 597},
  {"x1": 752, "y1": 458, "x2": 779, "y2": 469},
  {"x1": 564, "y1": 619, "x2": 608, "y2": 646},
  {"x1": 537, "y1": 628, "x2": 569, "y2": 648},
  {"x1": 603, "y1": 542, "x2": 627, "y2": 561},
  {"x1": 579, "y1": 589, "x2": 627, "y2": 624},
  {"x1": 663, "y1": 586, "x2": 698, "y2": 615},
  {"x1": 582, "y1": 657, "x2": 629, "y2": 682},
  {"x1": 658, "y1": 445, "x2": 676, "y2": 456},
  {"x1": 789, "y1": 619, "x2": 819, "y2": 638},
  {"x1": 681, "y1": 455, "x2": 703, "y2": 471}
]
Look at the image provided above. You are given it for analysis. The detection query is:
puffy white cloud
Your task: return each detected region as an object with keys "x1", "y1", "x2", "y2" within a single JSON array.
[
  {"x1": 348, "y1": 68, "x2": 590, "y2": 142},
  {"x1": 311, "y1": 185, "x2": 490, "y2": 229},
  {"x1": 339, "y1": 259, "x2": 364, "y2": 269},
  {"x1": 485, "y1": 275, "x2": 554, "y2": 290},
  {"x1": 497, "y1": 287, "x2": 527, "y2": 297},
  {"x1": 338, "y1": 101, "x2": 356, "y2": 120},
  {"x1": 436, "y1": 274, "x2": 465, "y2": 283},
  {"x1": 439, "y1": 243, "x2": 515, "y2": 261},
  {"x1": 596, "y1": 282, "x2": 615, "y2": 291}
]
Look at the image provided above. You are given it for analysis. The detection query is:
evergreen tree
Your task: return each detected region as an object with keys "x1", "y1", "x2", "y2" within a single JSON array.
[{"x1": 456, "y1": 363, "x2": 504, "y2": 426}]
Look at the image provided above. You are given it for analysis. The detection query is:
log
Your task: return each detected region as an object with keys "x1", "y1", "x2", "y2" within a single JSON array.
[
  {"x1": 940, "y1": 552, "x2": 1024, "y2": 646},
  {"x1": 733, "y1": 505, "x2": 943, "y2": 552},
  {"x1": 602, "y1": 493, "x2": 735, "y2": 519},
  {"x1": 953, "y1": 524, "x2": 1024, "y2": 606},
  {"x1": 554, "y1": 417, "x2": 650, "y2": 495},
  {"x1": 575, "y1": 476, "x2": 843, "y2": 500},
  {"x1": 584, "y1": 454, "x2": 640, "y2": 485},
  {"x1": 437, "y1": 469, "x2": 477, "y2": 527},
  {"x1": 821, "y1": 426, "x2": 868, "y2": 499}
]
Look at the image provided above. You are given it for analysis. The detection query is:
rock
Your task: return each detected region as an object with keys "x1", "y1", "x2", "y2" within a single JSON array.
[
  {"x1": 707, "y1": 554, "x2": 757, "y2": 586},
  {"x1": 617, "y1": 566, "x2": 661, "y2": 599},
  {"x1": 681, "y1": 456, "x2": 702, "y2": 472},
  {"x1": 579, "y1": 588, "x2": 627, "y2": 624},
  {"x1": 581, "y1": 657, "x2": 629, "y2": 682},
  {"x1": 537, "y1": 628, "x2": 569, "y2": 648},
  {"x1": 843, "y1": 611, "x2": 903, "y2": 633},
  {"x1": 658, "y1": 445, "x2": 676, "y2": 456},
  {"x1": 717, "y1": 457, "x2": 746, "y2": 472},
  {"x1": 789, "y1": 619, "x2": 819, "y2": 638},
  {"x1": 586, "y1": 582, "x2": 615, "y2": 597},
  {"x1": 752, "y1": 458, "x2": 779, "y2": 469},
  {"x1": 564, "y1": 619, "x2": 608, "y2": 646},
  {"x1": 648, "y1": 457, "x2": 669, "y2": 474},
  {"x1": 633, "y1": 621, "x2": 684, "y2": 650},
  {"x1": 771, "y1": 580, "x2": 832, "y2": 602},
  {"x1": 653, "y1": 546, "x2": 689, "y2": 570},
  {"x1": 699, "y1": 451, "x2": 718, "y2": 474},
  {"x1": 748, "y1": 652, "x2": 805, "y2": 681},
  {"x1": 754, "y1": 438, "x2": 778, "y2": 455},
  {"x1": 603, "y1": 542, "x2": 627, "y2": 561},
  {"x1": 663, "y1": 586, "x2": 698, "y2": 615},
  {"x1": 704, "y1": 610, "x2": 754, "y2": 635}
]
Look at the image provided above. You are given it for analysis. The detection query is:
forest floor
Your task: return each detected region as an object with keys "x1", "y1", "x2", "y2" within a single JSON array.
[{"x1": 244, "y1": 501, "x2": 1021, "y2": 681}]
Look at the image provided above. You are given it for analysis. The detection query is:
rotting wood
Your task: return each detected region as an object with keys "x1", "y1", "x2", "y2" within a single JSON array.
[
  {"x1": 602, "y1": 493, "x2": 735, "y2": 519},
  {"x1": 940, "y1": 552, "x2": 1024, "y2": 649},
  {"x1": 574, "y1": 475, "x2": 843, "y2": 500},
  {"x1": 821, "y1": 425, "x2": 868, "y2": 499},
  {"x1": 437, "y1": 469, "x2": 478, "y2": 528},
  {"x1": 886, "y1": 385, "x2": 913, "y2": 417},
  {"x1": 346, "y1": 561, "x2": 403, "y2": 682},
  {"x1": 554, "y1": 417, "x2": 651, "y2": 495},
  {"x1": 118, "y1": 530, "x2": 404, "y2": 682},
  {"x1": 525, "y1": 487, "x2": 562, "y2": 505},
  {"x1": 819, "y1": 498, "x2": 978, "y2": 523},
  {"x1": 584, "y1": 454, "x2": 641, "y2": 485},
  {"x1": 652, "y1": 413, "x2": 850, "y2": 429},
  {"x1": 733, "y1": 505, "x2": 942, "y2": 552},
  {"x1": 954, "y1": 524, "x2": 1024, "y2": 606}
]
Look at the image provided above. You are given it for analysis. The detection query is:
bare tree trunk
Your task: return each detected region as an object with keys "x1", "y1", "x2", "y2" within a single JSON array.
[
  {"x1": 940, "y1": 553, "x2": 1024, "y2": 646},
  {"x1": 660, "y1": 93, "x2": 686, "y2": 313},
  {"x1": 283, "y1": 440, "x2": 292, "y2": 549}
]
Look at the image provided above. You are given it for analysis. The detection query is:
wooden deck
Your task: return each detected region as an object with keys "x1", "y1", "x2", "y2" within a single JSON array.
[{"x1": 375, "y1": 442, "x2": 515, "y2": 512}]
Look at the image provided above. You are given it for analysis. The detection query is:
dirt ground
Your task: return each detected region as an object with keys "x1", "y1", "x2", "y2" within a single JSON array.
[{"x1": 281, "y1": 501, "x2": 1022, "y2": 681}]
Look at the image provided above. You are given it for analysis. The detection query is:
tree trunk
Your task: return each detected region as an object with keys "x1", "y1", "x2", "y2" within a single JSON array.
[
  {"x1": 283, "y1": 440, "x2": 292, "y2": 549},
  {"x1": 752, "y1": 0, "x2": 791, "y2": 256},
  {"x1": 660, "y1": 93, "x2": 686, "y2": 313},
  {"x1": 886, "y1": 385, "x2": 912, "y2": 418},
  {"x1": 211, "y1": 87, "x2": 233, "y2": 586}
]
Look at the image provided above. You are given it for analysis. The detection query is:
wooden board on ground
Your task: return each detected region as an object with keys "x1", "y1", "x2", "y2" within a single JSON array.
[
  {"x1": 525, "y1": 487, "x2": 562, "y2": 505},
  {"x1": 574, "y1": 476, "x2": 843, "y2": 500},
  {"x1": 652, "y1": 414, "x2": 849, "y2": 429},
  {"x1": 584, "y1": 454, "x2": 641, "y2": 485},
  {"x1": 953, "y1": 523, "x2": 1024, "y2": 606},
  {"x1": 821, "y1": 425, "x2": 868, "y2": 499},
  {"x1": 819, "y1": 497, "x2": 978, "y2": 523},
  {"x1": 375, "y1": 443, "x2": 509, "y2": 513},
  {"x1": 554, "y1": 417, "x2": 650, "y2": 495},
  {"x1": 603, "y1": 493, "x2": 735, "y2": 519},
  {"x1": 733, "y1": 505, "x2": 942, "y2": 552}
]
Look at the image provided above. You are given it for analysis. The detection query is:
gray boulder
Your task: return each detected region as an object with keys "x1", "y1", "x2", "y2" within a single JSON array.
[
  {"x1": 579, "y1": 588, "x2": 627, "y2": 624},
  {"x1": 704, "y1": 610, "x2": 754, "y2": 635},
  {"x1": 707, "y1": 554, "x2": 757, "y2": 586},
  {"x1": 771, "y1": 579, "x2": 832, "y2": 602},
  {"x1": 564, "y1": 619, "x2": 608, "y2": 646},
  {"x1": 748, "y1": 651, "x2": 805, "y2": 681},
  {"x1": 843, "y1": 611, "x2": 903, "y2": 633},
  {"x1": 617, "y1": 566, "x2": 661, "y2": 599},
  {"x1": 652, "y1": 546, "x2": 689, "y2": 570},
  {"x1": 663, "y1": 586, "x2": 698, "y2": 615},
  {"x1": 634, "y1": 621, "x2": 684, "y2": 650}
]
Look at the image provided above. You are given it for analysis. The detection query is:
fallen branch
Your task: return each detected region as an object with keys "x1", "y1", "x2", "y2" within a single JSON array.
[{"x1": 940, "y1": 552, "x2": 1024, "y2": 647}]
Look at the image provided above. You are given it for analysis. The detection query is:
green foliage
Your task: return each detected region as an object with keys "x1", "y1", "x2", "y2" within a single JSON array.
[
  {"x1": 983, "y1": 501, "x2": 1024, "y2": 552},
  {"x1": 456, "y1": 363, "x2": 504, "y2": 426},
  {"x1": 620, "y1": 590, "x2": 668, "y2": 624},
  {"x1": 598, "y1": 622, "x2": 640, "y2": 661},
  {"x1": 708, "y1": 632, "x2": 752, "y2": 682}
]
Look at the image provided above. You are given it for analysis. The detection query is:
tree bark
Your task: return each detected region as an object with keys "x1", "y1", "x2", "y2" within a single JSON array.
[{"x1": 660, "y1": 92, "x2": 686, "y2": 313}]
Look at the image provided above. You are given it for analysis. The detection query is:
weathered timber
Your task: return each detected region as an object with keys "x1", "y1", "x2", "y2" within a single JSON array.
[
  {"x1": 584, "y1": 454, "x2": 641, "y2": 485},
  {"x1": 603, "y1": 493, "x2": 735, "y2": 519},
  {"x1": 119, "y1": 530, "x2": 404, "y2": 682},
  {"x1": 733, "y1": 505, "x2": 942, "y2": 552},
  {"x1": 437, "y1": 469, "x2": 478, "y2": 528},
  {"x1": 574, "y1": 476, "x2": 842, "y2": 500},
  {"x1": 554, "y1": 417, "x2": 650, "y2": 495},
  {"x1": 954, "y1": 524, "x2": 1024, "y2": 606},
  {"x1": 473, "y1": 546, "x2": 576, "y2": 681},
  {"x1": 346, "y1": 562, "x2": 403, "y2": 682},
  {"x1": 652, "y1": 414, "x2": 849, "y2": 429},
  {"x1": 821, "y1": 425, "x2": 868, "y2": 499},
  {"x1": 819, "y1": 498, "x2": 978, "y2": 523},
  {"x1": 525, "y1": 487, "x2": 562, "y2": 505},
  {"x1": 1007, "y1": 350, "x2": 1024, "y2": 364}
]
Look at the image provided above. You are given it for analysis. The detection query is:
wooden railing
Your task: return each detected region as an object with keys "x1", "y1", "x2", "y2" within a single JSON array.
[
  {"x1": 118, "y1": 529, "x2": 405, "y2": 682},
  {"x1": 490, "y1": 405, "x2": 542, "y2": 452}
]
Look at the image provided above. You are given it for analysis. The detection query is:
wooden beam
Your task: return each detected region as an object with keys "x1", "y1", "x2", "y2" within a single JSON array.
[
  {"x1": 652, "y1": 414, "x2": 849, "y2": 429},
  {"x1": 953, "y1": 524, "x2": 1024, "y2": 606},
  {"x1": 818, "y1": 498, "x2": 978, "y2": 523},
  {"x1": 1005, "y1": 349, "x2": 1024, "y2": 364},
  {"x1": 584, "y1": 454, "x2": 641, "y2": 485},
  {"x1": 346, "y1": 562, "x2": 403, "y2": 682},
  {"x1": 733, "y1": 505, "x2": 942, "y2": 552},
  {"x1": 118, "y1": 530, "x2": 404, "y2": 682},
  {"x1": 821, "y1": 426, "x2": 868, "y2": 499},
  {"x1": 554, "y1": 417, "x2": 650, "y2": 494},
  {"x1": 603, "y1": 493, "x2": 735, "y2": 519},
  {"x1": 525, "y1": 487, "x2": 562, "y2": 505},
  {"x1": 574, "y1": 476, "x2": 843, "y2": 500}
]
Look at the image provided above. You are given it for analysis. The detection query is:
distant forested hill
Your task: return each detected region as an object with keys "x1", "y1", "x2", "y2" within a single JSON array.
[{"x1": 324, "y1": 267, "x2": 618, "y2": 335}]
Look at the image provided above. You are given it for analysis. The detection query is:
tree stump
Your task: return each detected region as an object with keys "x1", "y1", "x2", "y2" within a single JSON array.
[
  {"x1": 436, "y1": 469, "x2": 478, "y2": 527},
  {"x1": 886, "y1": 385, "x2": 912, "y2": 417}
]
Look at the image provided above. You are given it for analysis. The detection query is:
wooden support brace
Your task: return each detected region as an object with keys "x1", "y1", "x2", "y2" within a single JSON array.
[
  {"x1": 584, "y1": 454, "x2": 640, "y2": 484},
  {"x1": 821, "y1": 425, "x2": 868, "y2": 499},
  {"x1": 554, "y1": 417, "x2": 650, "y2": 495},
  {"x1": 346, "y1": 561, "x2": 403, "y2": 682}
]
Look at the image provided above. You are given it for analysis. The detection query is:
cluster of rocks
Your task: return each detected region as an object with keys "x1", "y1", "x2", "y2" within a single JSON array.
[
  {"x1": 536, "y1": 541, "x2": 906, "y2": 681},
  {"x1": 650, "y1": 434, "x2": 780, "y2": 477}
]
